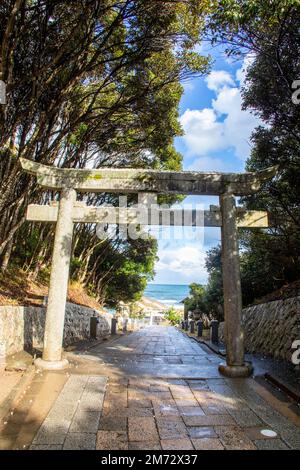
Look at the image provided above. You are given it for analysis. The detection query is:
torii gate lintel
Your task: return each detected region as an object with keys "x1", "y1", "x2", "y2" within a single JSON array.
[{"x1": 20, "y1": 159, "x2": 277, "y2": 377}]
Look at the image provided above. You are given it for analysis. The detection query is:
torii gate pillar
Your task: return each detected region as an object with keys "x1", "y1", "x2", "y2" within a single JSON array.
[
  {"x1": 218, "y1": 192, "x2": 253, "y2": 377},
  {"x1": 35, "y1": 188, "x2": 76, "y2": 370},
  {"x1": 20, "y1": 158, "x2": 277, "y2": 374}
]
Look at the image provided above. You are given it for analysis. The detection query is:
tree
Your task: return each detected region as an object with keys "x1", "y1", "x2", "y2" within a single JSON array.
[
  {"x1": 203, "y1": 246, "x2": 223, "y2": 319},
  {"x1": 206, "y1": 0, "x2": 300, "y2": 303},
  {"x1": 184, "y1": 247, "x2": 224, "y2": 322},
  {"x1": 0, "y1": 1, "x2": 214, "y2": 306},
  {"x1": 0, "y1": 0, "x2": 212, "y2": 272},
  {"x1": 101, "y1": 237, "x2": 158, "y2": 306},
  {"x1": 164, "y1": 307, "x2": 182, "y2": 326},
  {"x1": 128, "y1": 303, "x2": 144, "y2": 320},
  {"x1": 184, "y1": 283, "x2": 207, "y2": 312}
]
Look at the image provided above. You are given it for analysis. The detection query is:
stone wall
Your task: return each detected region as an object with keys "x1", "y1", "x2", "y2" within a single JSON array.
[
  {"x1": 0, "y1": 303, "x2": 111, "y2": 356},
  {"x1": 219, "y1": 297, "x2": 300, "y2": 361}
]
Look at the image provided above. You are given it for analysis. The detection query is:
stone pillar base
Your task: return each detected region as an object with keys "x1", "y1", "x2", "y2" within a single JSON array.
[
  {"x1": 218, "y1": 362, "x2": 253, "y2": 378},
  {"x1": 35, "y1": 358, "x2": 69, "y2": 371}
]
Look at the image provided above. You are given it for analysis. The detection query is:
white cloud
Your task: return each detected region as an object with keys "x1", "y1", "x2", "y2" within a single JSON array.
[
  {"x1": 153, "y1": 56, "x2": 259, "y2": 285},
  {"x1": 205, "y1": 70, "x2": 235, "y2": 92},
  {"x1": 155, "y1": 245, "x2": 207, "y2": 284},
  {"x1": 180, "y1": 56, "x2": 260, "y2": 165},
  {"x1": 180, "y1": 108, "x2": 225, "y2": 155},
  {"x1": 212, "y1": 86, "x2": 239, "y2": 115},
  {"x1": 236, "y1": 53, "x2": 255, "y2": 86},
  {"x1": 213, "y1": 86, "x2": 257, "y2": 158}
]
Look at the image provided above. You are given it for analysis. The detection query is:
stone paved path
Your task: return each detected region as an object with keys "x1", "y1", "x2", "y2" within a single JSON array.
[
  {"x1": 76, "y1": 325, "x2": 221, "y2": 378},
  {"x1": 2, "y1": 326, "x2": 300, "y2": 450},
  {"x1": 30, "y1": 375, "x2": 107, "y2": 450},
  {"x1": 72, "y1": 326, "x2": 300, "y2": 450}
]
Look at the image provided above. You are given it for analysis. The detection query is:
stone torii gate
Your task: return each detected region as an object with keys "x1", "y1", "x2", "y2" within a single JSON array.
[{"x1": 20, "y1": 158, "x2": 277, "y2": 377}]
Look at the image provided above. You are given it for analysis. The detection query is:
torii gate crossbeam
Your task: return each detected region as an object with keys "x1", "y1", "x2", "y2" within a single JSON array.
[{"x1": 20, "y1": 158, "x2": 277, "y2": 378}]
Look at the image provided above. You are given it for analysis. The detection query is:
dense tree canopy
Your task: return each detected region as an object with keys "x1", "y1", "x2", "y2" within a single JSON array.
[
  {"x1": 185, "y1": 1, "x2": 300, "y2": 319},
  {"x1": 0, "y1": 1, "x2": 211, "y2": 304},
  {"x1": 1, "y1": 0, "x2": 299, "y2": 308},
  {"x1": 205, "y1": 0, "x2": 300, "y2": 304}
]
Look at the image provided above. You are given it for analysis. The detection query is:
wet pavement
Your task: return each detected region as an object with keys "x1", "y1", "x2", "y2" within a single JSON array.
[
  {"x1": 249, "y1": 353, "x2": 300, "y2": 394},
  {"x1": 74, "y1": 326, "x2": 222, "y2": 379},
  {"x1": 1, "y1": 325, "x2": 300, "y2": 450},
  {"x1": 72, "y1": 326, "x2": 300, "y2": 450}
]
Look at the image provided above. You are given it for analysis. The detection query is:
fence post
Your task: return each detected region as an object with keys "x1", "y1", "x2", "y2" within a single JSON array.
[
  {"x1": 90, "y1": 317, "x2": 98, "y2": 339},
  {"x1": 111, "y1": 318, "x2": 118, "y2": 335},
  {"x1": 197, "y1": 320, "x2": 203, "y2": 338},
  {"x1": 210, "y1": 320, "x2": 219, "y2": 344},
  {"x1": 123, "y1": 318, "x2": 128, "y2": 333}
]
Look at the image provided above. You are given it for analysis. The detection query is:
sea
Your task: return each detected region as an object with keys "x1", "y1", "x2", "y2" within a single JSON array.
[{"x1": 144, "y1": 283, "x2": 190, "y2": 309}]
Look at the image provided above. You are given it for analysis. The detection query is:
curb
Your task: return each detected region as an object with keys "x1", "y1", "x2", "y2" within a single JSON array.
[
  {"x1": 180, "y1": 328, "x2": 300, "y2": 405},
  {"x1": 178, "y1": 327, "x2": 226, "y2": 357},
  {"x1": 264, "y1": 372, "x2": 300, "y2": 404},
  {"x1": 65, "y1": 331, "x2": 132, "y2": 353},
  {"x1": 200, "y1": 339, "x2": 226, "y2": 357},
  {"x1": 0, "y1": 365, "x2": 36, "y2": 423},
  {"x1": 84, "y1": 331, "x2": 133, "y2": 350}
]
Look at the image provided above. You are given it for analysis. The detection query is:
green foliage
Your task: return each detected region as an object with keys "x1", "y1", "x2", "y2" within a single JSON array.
[
  {"x1": 81, "y1": 235, "x2": 159, "y2": 307},
  {"x1": 207, "y1": 0, "x2": 299, "y2": 56},
  {"x1": 164, "y1": 307, "x2": 182, "y2": 326},
  {"x1": 0, "y1": 1, "x2": 213, "y2": 308},
  {"x1": 184, "y1": 283, "x2": 207, "y2": 312},
  {"x1": 238, "y1": 3, "x2": 300, "y2": 300},
  {"x1": 205, "y1": 0, "x2": 300, "y2": 305},
  {"x1": 203, "y1": 247, "x2": 223, "y2": 316},
  {"x1": 184, "y1": 248, "x2": 224, "y2": 321},
  {"x1": 129, "y1": 303, "x2": 145, "y2": 320}
]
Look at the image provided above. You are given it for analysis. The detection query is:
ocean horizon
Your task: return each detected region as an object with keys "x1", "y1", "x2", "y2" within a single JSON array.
[{"x1": 144, "y1": 283, "x2": 190, "y2": 308}]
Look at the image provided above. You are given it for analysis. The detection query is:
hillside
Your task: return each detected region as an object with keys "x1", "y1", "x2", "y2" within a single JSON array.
[
  {"x1": 0, "y1": 267, "x2": 105, "y2": 312},
  {"x1": 0, "y1": 267, "x2": 167, "y2": 316},
  {"x1": 252, "y1": 279, "x2": 300, "y2": 305}
]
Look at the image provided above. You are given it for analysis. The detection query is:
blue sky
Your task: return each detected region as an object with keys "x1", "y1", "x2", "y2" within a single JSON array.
[{"x1": 151, "y1": 45, "x2": 259, "y2": 285}]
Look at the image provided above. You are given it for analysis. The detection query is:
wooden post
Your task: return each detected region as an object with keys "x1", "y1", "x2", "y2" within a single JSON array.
[
  {"x1": 218, "y1": 192, "x2": 253, "y2": 378},
  {"x1": 184, "y1": 303, "x2": 189, "y2": 322},
  {"x1": 35, "y1": 188, "x2": 76, "y2": 370}
]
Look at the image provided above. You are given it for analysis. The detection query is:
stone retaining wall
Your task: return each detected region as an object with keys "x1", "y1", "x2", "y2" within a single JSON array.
[
  {"x1": 219, "y1": 297, "x2": 300, "y2": 361},
  {"x1": 0, "y1": 303, "x2": 111, "y2": 356}
]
